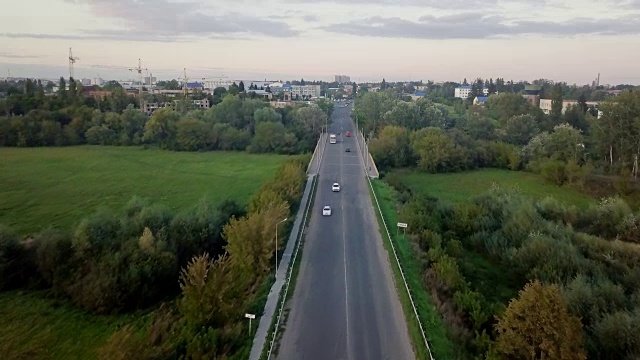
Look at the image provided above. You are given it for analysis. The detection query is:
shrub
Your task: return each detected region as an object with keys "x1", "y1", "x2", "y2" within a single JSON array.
[
  {"x1": 0, "y1": 225, "x2": 33, "y2": 291},
  {"x1": 540, "y1": 159, "x2": 567, "y2": 185}
]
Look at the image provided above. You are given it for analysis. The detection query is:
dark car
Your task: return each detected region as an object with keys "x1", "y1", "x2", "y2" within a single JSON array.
[{"x1": 345, "y1": 148, "x2": 351, "y2": 152}]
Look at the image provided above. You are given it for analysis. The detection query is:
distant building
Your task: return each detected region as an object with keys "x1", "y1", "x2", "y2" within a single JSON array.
[
  {"x1": 455, "y1": 86, "x2": 488, "y2": 99},
  {"x1": 144, "y1": 76, "x2": 157, "y2": 85},
  {"x1": 91, "y1": 77, "x2": 104, "y2": 86},
  {"x1": 334, "y1": 75, "x2": 351, "y2": 84},
  {"x1": 473, "y1": 96, "x2": 489, "y2": 105},
  {"x1": 142, "y1": 99, "x2": 210, "y2": 115},
  {"x1": 246, "y1": 89, "x2": 273, "y2": 100},
  {"x1": 539, "y1": 99, "x2": 601, "y2": 115},
  {"x1": 280, "y1": 84, "x2": 321, "y2": 100},
  {"x1": 81, "y1": 78, "x2": 92, "y2": 86},
  {"x1": 410, "y1": 91, "x2": 426, "y2": 101}
]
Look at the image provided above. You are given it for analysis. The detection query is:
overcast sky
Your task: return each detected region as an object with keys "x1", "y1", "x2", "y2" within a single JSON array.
[{"x1": 1, "y1": 0, "x2": 640, "y2": 84}]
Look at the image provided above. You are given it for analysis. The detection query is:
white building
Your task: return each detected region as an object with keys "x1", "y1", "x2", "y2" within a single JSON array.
[
  {"x1": 91, "y1": 77, "x2": 104, "y2": 86},
  {"x1": 539, "y1": 99, "x2": 601, "y2": 115},
  {"x1": 454, "y1": 86, "x2": 489, "y2": 99},
  {"x1": 81, "y1": 78, "x2": 92, "y2": 86}
]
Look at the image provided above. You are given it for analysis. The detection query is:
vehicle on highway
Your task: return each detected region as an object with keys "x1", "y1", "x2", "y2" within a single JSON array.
[
  {"x1": 346, "y1": 131, "x2": 351, "y2": 137},
  {"x1": 345, "y1": 148, "x2": 351, "y2": 152},
  {"x1": 332, "y1": 183, "x2": 340, "y2": 192},
  {"x1": 322, "y1": 206, "x2": 332, "y2": 216},
  {"x1": 329, "y1": 134, "x2": 336, "y2": 144}
]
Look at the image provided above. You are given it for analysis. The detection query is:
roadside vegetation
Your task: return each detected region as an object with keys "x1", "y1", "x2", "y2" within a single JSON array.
[{"x1": 358, "y1": 84, "x2": 640, "y2": 359}]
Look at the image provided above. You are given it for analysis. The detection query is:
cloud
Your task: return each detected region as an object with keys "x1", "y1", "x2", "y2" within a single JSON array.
[
  {"x1": 60, "y1": 0, "x2": 298, "y2": 39},
  {"x1": 282, "y1": 0, "x2": 496, "y2": 7},
  {"x1": 322, "y1": 13, "x2": 640, "y2": 39},
  {"x1": 0, "y1": 52, "x2": 43, "y2": 59}
]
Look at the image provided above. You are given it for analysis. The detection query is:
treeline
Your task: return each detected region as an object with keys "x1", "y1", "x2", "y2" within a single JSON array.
[
  {"x1": 357, "y1": 91, "x2": 640, "y2": 199},
  {"x1": 384, "y1": 179, "x2": 640, "y2": 359},
  {"x1": 1, "y1": 77, "x2": 138, "y2": 115},
  {"x1": 0, "y1": 94, "x2": 329, "y2": 154},
  {"x1": 0, "y1": 157, "x2": 308, "y2": 358}
]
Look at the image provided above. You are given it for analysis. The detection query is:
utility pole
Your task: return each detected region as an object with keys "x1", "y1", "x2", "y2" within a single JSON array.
[{"x1": 68, "y1": 47, "x2": 79, "y2": 79}]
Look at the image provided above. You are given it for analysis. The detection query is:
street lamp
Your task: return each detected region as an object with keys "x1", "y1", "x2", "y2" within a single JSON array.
[{"x1": 275, "y1": 218, "x2": 288, "y2": 277}]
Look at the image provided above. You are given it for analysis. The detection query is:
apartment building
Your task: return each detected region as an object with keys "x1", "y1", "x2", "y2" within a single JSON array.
[
  {"x1": 454, "y1": 86, "x2": 489, "y2": 99},
  {"x1": 333, "y1": 75, "x2": 351, "y2": 84}
]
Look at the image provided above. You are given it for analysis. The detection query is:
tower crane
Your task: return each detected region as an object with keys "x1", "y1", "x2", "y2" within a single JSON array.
[
  {"x1": 88, "y1": 60, "x2": 149, "y2": 107},
  {"x1": 68, "y1": 48, "x2": 80, "y2": 79}
]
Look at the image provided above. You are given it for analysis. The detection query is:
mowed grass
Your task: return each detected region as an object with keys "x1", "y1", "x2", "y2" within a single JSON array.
[
  {"x1": 0, "y1": 291, "x2": 149, "y2": 360},
  {"x1": 0, "y1": 146, "x2": 291, "y2": 235},
  {"x1": 394, "y1": 168, "x2": 595, "y2": 207}
]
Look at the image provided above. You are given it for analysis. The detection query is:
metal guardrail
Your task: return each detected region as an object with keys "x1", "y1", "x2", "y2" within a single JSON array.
[
  {"x1": 367, "y1": 177, "x2": 435, "y2": 360},
  {"x1": 354, "y1": 127, "x2": 435, "y2": 360},
  {"x1": 265, "y1": 174, "x2": 317, "y2": 360}
]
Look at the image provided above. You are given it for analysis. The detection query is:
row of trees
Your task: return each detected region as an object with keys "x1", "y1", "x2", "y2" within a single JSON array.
[
  {"x1": 358, "y1": 90, "x2": 640, "y2": 181},
  {"x1": 383, "y1": 180, "x2": 640, "y2": 359},
  {"x1": 0, "y1": 158, "x2": 308, "y2": 358},
  {"x1": 0, "y1": 94, "x2": 330, "y2": 154}
]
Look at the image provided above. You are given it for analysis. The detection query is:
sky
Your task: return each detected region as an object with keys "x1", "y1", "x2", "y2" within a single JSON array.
[{"x1": 1, "y1": 0, "x2": 640, "y2": 84}]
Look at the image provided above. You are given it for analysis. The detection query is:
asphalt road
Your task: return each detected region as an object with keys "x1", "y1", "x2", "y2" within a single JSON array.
[{"x1": 276, "y1": 102, "x2": 415, "y2": 360}]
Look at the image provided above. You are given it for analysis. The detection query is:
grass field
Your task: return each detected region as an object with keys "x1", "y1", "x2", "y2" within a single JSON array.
[
  {"x1": 0, "y1": 146, "x2": 291, "y2": 235},
  {"x1": 394, "y1": 168, "x2": 595, "y2": 207},
  {"x1": 0, "y1": 291, "x2": 150, "y2": 360}
]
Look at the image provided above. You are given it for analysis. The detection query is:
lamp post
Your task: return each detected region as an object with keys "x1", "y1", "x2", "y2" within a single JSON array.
[{"x1": 275, "y1": 218, "x2": 288, "y2": 277}]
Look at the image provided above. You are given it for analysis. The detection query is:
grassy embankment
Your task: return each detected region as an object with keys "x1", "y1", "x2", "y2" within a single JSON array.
[{"x1": 0, "y1": 146, "x2": 291, "y2": 360}]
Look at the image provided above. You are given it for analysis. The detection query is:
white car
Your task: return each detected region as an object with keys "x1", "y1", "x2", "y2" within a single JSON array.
[
  {"x1": 322, "y1": 206, "x2": 332, "y2": 216},
  {"x1": 332, "y1": 183, "x2": 340, "y2": 192}
]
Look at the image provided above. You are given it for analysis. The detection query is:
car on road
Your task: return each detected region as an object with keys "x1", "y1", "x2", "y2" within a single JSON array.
[
  {"x1": 345, "y1": 148, "x2": 351, "y2": 152},
  {"x1": 322, "y1": 206, "x2": 332, "y2": 216},
  {"x1": 332, "y1": 183, "x2": 340, "y2": 192},
  {"x1": 346, "y1": 131, "x2": 351, "y2": 137}
]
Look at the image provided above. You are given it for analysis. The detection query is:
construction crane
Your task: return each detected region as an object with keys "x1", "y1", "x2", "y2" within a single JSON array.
[
  {"x1": 89, "y1": 60, "x2": 149, "y2": 107},
  {"x1": 68, "y1": 48, "x2": 79, "y2": 79}
]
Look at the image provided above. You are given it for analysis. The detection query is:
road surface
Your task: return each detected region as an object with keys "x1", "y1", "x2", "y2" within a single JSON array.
[{"x1": 276, "y1": 102, "x2": 415, "y2": 360}]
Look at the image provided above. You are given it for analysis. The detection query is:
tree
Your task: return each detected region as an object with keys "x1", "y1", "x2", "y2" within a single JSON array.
[
  {"x1": 493, "y1": 280, "x2": 587, "y2": 360},
  {"x1": 551, "y1": 83, "x2": 564, "y2": 122},
  {"x1": 176, "y1": 117, "x2": 210, "y2": 151},
  {"x1": 411, "y1": 127, "x2": 466, "y2": 173},
  {"x1": 486, "y1": 93, "x2": 530, "y2": 123},
  {"x1": 369, "y1": 125, "x2": 413, "y2": 168},
  {"x1": 143, "y1": 108, "x2": 180, "y2": 149},
  {"x1": 249, "y1": 122, "x2": 288, "y2": 153},
  {"x1": 254, "y1": 107, "x2": 282, "y2": 124},
  {"x1": 502, "y1": 114, "x2": 539, "y2": 146},
  {"x1": 381, "y1": 78, "x2": 387, "y2": 90},
  {"x1": 488, "y1": 78, "x2": 497, "y2": 95},
  {"x1": 238, "y1": 81, "x2": 245, "y2": 93}
]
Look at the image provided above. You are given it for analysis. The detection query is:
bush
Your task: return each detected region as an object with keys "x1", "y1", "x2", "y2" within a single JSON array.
[
  {"x1": 0, "y1": 225, "x2": 34, "y2": 291},
  {"x1": 540, "y1": 159, "x2": 567, "y2": 185}
]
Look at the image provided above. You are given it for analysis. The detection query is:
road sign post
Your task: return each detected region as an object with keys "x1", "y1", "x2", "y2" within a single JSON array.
[
  {"x1": 397, "y1": 222, "x2": 408, "y2": 237},
  {"x1": 245, "y1": 313, "x2": 256, "y2": 334}
]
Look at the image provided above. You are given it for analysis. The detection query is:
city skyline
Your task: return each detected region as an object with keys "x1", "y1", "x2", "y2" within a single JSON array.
[{"x1": 1, "y1": 0, "x2": 640, "y2": 84}]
